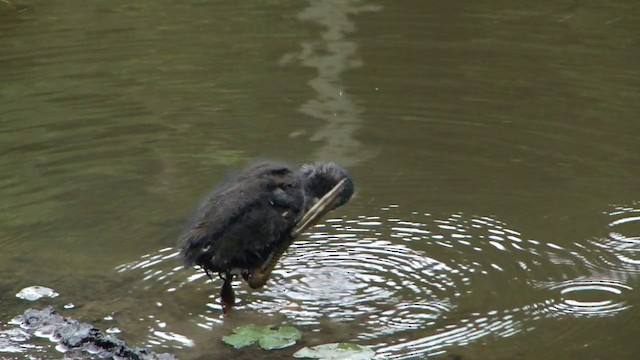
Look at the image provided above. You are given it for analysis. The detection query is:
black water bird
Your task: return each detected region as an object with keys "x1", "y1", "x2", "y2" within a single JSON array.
[{"x1": 178, "y1": 161, "x2": 354, "y2": 312}]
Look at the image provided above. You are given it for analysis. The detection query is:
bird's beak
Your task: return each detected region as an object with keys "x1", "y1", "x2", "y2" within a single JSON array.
[
  {"x1": 292, "y1": 178, "x2": 347, "y2": 237},
  {"x1": 246, "y1": 179, "x2": 347, "y2": 289}
]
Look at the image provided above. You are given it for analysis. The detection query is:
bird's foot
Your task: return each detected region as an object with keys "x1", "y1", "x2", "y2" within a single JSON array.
[
  {"x1": 220, "y1": 274, "x2": 236, "y2": 313},
  {"x1": 246, "y1": 268, "x2": 270, "y2": 289}
]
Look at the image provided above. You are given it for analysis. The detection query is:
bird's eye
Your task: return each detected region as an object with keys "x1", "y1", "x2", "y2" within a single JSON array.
[{"x1": 280, "y1": 183, "x2": 293, "y2": 190}]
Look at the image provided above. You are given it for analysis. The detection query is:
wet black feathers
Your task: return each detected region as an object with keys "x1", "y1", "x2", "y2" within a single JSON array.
[
  {"x1": 178, "y1": 162, "x2": 305, "y2": 272},
  {"x1": 178, "y1": 161, "x2": 354, "y2": 275}
]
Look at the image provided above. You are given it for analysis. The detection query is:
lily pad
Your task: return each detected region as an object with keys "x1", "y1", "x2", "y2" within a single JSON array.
[
  {"x1": 223, "y1": 332, "x2": 258, "y2": 349},
  {"x1": 222, "y1": 324, "x2": 301, "y2": 350},
  {"x1": 259, "y1": 326, "x2": 301, "y2": 350},
  {"x1": 294, "y1": 342, "x2": 375, "y2": 360},
  {"x1": 231, "y1": 323, "x2": 264, "y2": 337}
]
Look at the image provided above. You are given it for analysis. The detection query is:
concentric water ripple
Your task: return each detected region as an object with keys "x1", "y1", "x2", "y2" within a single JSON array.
[
  {"x1": 531, "y1": 277, "x2": 632, "y2": 318},
  {"x1": 114, "y1": 204, "x2": 638, "y2": 358},
  {"x1": 375, "y1": 309, "x2": 522, "y2": 359},
  {"x1": 583, "y1": 202, "x2": 640, "y2": 274},
  {"x1": 247, "y1": 232, "x2": 456, "y2": 330}
]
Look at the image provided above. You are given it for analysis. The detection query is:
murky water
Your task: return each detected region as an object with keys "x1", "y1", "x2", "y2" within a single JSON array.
[{"x1": 1, "y1": 0, "x2": 639, "y2": 359}]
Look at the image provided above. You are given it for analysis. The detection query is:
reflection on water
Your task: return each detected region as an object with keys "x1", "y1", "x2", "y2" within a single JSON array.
[
  {"x1": 281, "y1": 0, "x2": 380, "y2": 166},
  {"x1": 115, "y1": 201, "x2": 639, "y2": 358}
]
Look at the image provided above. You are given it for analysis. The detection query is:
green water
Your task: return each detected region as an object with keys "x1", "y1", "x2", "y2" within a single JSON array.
[{"x1": 1, "y1": 1, "x2": 639, "y2": 359}]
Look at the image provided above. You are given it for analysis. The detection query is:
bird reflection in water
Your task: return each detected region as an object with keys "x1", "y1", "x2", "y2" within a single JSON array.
[{"x1": 178, "y1": 161, "x2": 355, "y2": 313}]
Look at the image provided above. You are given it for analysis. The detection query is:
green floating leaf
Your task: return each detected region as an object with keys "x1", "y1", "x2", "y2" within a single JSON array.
[
  {"x1": 294, "y1": 342, "x2": 375, "y2": 360},
  {"x1": 259, "y1": 326, "x2": 302, "y2": 350},
  {"x1": 233, "y1": 323, "x2": 267, "y2": 337},
  {"x1": 222, "y1": 324, "x2": 266, "y2": 348},
  {"x1": 222, "y1": 333, "x2": 257, "y2": 349},
  {"x1": 277, "y1": 325, "x2": 302, "y2": 339},
  {"x1": 222, "y1": 324, "x2": 301, "y2": 350},
  {"x1": 337, "y1": 343, "x2": 362, "y2": 350}
]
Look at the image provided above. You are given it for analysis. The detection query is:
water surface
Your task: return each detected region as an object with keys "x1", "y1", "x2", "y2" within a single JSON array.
[{"x1": 1, "y1": 0, "x2": 639, "y2": 359}]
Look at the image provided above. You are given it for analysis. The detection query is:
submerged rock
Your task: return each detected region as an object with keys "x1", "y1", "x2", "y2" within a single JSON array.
[{"x1": 9, "y1": 307, "x2": 175, "y2": 360}]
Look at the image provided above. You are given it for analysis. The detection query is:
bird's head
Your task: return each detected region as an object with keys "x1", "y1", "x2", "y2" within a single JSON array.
[{"x1": 300, "y1": 162, "x2": 355, "y2": 210}]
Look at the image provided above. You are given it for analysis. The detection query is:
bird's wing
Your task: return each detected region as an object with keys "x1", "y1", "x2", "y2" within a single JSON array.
[{"x1": 178, "y1": 176, "x2": 266, "y2": 267}]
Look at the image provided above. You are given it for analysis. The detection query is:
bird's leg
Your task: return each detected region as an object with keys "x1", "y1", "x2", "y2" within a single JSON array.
[
  {"x1": 219, "y1": 272, "x2": 235, "y2": 314},
  {"x1": 204, "y1": 268, "x2": 216, "y2": 282},
  {"x1": 241, "y1": 270, "x2": 250, "y2": 282},
  {"x1": 247, "y1": 179, "x2": 347, "y2": 289}
]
